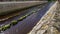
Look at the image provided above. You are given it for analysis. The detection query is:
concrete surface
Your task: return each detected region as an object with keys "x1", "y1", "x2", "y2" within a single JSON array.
[{"x1": 0, "y1": 1, "x2": 47, "y2": 15}]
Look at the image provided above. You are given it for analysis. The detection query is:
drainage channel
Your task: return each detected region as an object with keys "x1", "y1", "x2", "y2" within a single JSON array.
[
  {"x1": 0, "y1": 2, "x2": 53, "y2": 34},
  {"x1": 0, "y1": 3, "x2": 48, "y2": 26}
]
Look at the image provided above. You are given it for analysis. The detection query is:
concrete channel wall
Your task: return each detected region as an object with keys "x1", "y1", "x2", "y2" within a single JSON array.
[
  {"x1": 28, "y1": 1, "x2": 58, "y2": 34},
  {"x1": 0, "y1": 1, "x2": 47, "y2": 15}
]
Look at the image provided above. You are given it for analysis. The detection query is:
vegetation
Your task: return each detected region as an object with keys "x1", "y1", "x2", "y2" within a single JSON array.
[
  {"x1": 0, "y1": 24, "x2": 10, "y2": 32},
  {"x1": 11, "y1": 20, "x2": 18, "y2": 25},
  {"x1": 32, "y1": 11, "x2": 36, "y2": 13}
]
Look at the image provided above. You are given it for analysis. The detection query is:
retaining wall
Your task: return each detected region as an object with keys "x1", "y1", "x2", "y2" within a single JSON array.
[{"x1": 0, "y1": 1, "x2": 47, "y2": 15}]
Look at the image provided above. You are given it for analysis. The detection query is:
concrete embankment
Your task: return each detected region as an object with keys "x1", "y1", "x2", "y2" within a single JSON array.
[
  {"x1": 0, "y1": 1, "x2": 47, "y2": 15},
  {"x1": 28, "y1": 1, "x2": 58, "y2": 34}
]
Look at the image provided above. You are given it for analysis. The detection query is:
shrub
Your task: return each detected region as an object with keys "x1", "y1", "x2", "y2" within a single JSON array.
[{"x1": 11, "y1": 20, "x2": 18, "y2": 25}]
